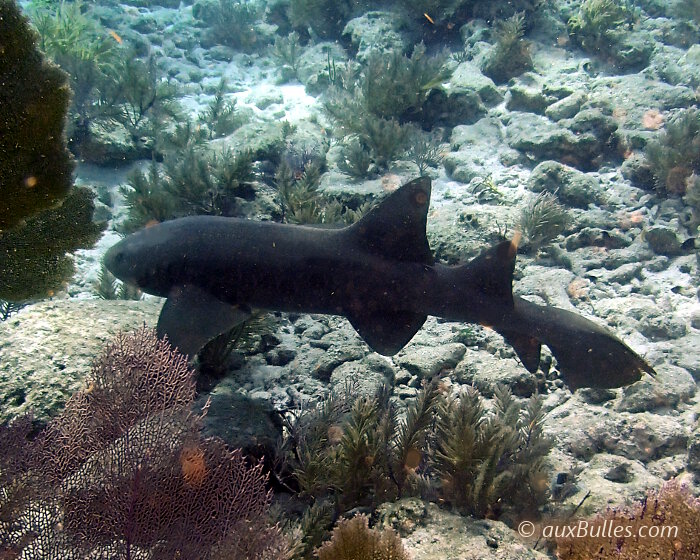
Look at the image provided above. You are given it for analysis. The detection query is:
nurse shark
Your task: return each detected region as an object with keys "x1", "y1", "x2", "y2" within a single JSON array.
[{"x1": 105, "y1": 177, "x2": 655, "y2": 390}]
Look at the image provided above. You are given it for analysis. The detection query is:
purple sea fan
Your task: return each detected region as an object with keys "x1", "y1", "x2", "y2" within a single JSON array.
[{"x1": 3, "y1": 327, "x2": 289, "y2": 559}]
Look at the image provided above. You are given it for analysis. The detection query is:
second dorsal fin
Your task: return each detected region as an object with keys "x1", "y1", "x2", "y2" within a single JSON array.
[
  {"x1": 461, "y1": 238, "x2": 518, "y2": 306},
  {"x1": 347, "y1": 177, "x2": 434, "y2": 264}
]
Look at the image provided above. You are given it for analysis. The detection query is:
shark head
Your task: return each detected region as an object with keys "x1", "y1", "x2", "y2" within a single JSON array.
[{"x1": 104, "y1": 224, "x2": 175, "y2": 297}]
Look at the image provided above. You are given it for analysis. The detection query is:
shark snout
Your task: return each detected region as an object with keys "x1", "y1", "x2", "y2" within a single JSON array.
[{"x1": 104, "y1": 239, "x2": 136, "y2": 284}]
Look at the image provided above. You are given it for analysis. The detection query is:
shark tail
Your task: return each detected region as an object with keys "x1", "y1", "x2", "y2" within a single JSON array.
[
  {"x1": 467, "y1": 238, "x2": 655, "y2": 390},
  {"x1": 505, "y1": 298, "x2": 656, "y2": 390}
]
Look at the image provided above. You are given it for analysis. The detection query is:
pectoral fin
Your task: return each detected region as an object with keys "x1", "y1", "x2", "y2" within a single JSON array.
[
  {"x1": 347, "y1": 310, "x2": 426, "y2": 356},
  {"x1": 157, "y1": 284, "x2": 251, "y2": 358}
]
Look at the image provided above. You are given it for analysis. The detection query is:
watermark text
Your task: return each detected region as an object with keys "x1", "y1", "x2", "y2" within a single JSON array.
[{"x1": 517, "y1": 519, "x2": 679, "y2": 540}]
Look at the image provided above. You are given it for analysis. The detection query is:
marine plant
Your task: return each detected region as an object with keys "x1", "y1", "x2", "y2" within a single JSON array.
[
  {"x1": 517, "y1": 191, "x2": 571, "y2": 253},
  {"x1": 159, "y1": 117, "x2": 210, "y2": 152},
  {"x1": 433, "y1": 385, "x2": 552, "y2": 518},
  {"x1": 567, "y1": 0, "x2": 632, "y2": 54},
  {"x1": 272, "y1": 32, "x2": 302, "y2": 82},
  {"x1": 28, "y1": 0, "x2": 119, "y2": 148},
  {"x1": 675, "y1": 0, "x2": 700, "y2": 23},
  {"x1": 481, "y1": 12, "x2": 533, "y2": 84},
  {"x1": 644, "y1": 107, "x2": 700, "y2": 196},
  {"x1": 279, "y1": 381, "x2": 552, "y2": 522},
  {"x1": 198, "y1": 311, "x2": 276, "y2": 385},
  {"x1": 401, "y1": 0, "x2": 469, "y2": 26},
  {"x1": 322, "y1": 44, "x2": 450, "y2": 171},
  {"x1": 337, "y1": 138, "x2": 373, "y2": 179},
  {"x1": 359, "y1": 117, "x2": 411, "y2": 170},
  {"x1": 287, "y1": 0, "x2": 366, "y2": 40},
  {"x1": 0, "y1": 328, "x2": 290, "y2": 559},
  {"x1": 0, "y1": 186, "x2": 104, "y2": 302},
  {"x1": 275, "y1": 160, "x2": 324, "y2": 224},
  {"x1": 362, "y1": 44, "x2": 451, "y2": 122},
  {"x1": 283, "y1": 501, "x2": 336, "y2": 559},
  {"x1": 119, "y1": 146, "x2": 255, "y2": 232},
  {"x1": 315, "y1": 516, "x2": 409, "y2": 560},
  {"x1": 324, "y1": 200, "x2": 372, "y2": 225},
  {"x1": 0, "y1": 1, "x2": 105, "y2": 302},
  {"x1": 405, "y1": 128, "x2": 445, "y2": 175},
  {"x1": 555, "y1": 479, "x2": 700, "y2": 559},
  {"x1": 198, "y1": 78, "x2": 243, "y2": 139},
  {"x1": 0, "y1": 301, "x2": 26, "y2": 321},
  {"x1": 326, "y1": 91, "x2": 408, "y2": 170},
  {"x1": 107, "y1": 54, "x2": 180, "y2": 141},
  {"x1": 94, "y1": 264, "x2": 142, "y2": 300},
  {"x1": 684, "y1": 173, "x2": 700, "y2": 230},
  {"x1": 470, "y1": 174, "x2": 504, "y2": 204},
  {"x1": 195, "y1": 0, "x2": 262, "y2": 51}
]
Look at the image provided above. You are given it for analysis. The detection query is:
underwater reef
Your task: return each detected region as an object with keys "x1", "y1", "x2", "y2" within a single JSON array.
[{"x1": 1, "y1": 0, "x2": 700, "y2": 557}]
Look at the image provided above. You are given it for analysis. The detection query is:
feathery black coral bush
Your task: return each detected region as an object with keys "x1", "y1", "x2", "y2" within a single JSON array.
[
  {"x1": 0, "y1": 327, "x2": 290, "y2": 559},
  {"x1": 280, "y1": 382, "x2": 552, "y2": 525}
]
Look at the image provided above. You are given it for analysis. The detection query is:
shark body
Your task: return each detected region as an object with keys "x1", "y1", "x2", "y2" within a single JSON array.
[{"x1": 105, "y1": 177, "x2": 655, "y2": 390}]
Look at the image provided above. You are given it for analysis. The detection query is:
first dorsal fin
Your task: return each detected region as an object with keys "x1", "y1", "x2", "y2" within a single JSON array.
[{"x1": 347, "y1": 177, "x2": 433, "y2": 264}]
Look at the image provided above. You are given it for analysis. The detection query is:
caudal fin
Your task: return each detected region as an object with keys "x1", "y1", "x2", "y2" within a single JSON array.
[
  {"x1": 510, "y1": 298, "x2": 656, "y2": 390},
  {"x1": 469, "y1": 237, "x2": 655, "y2": 390}
]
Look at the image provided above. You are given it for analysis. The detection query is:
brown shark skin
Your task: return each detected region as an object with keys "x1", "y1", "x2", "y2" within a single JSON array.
[{"x1": 105, "y1": 177, "x2": 655, "y2": 390}]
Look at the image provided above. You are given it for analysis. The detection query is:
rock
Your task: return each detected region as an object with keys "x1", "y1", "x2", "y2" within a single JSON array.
[
  {"x1": 621, "y1": 152, "x2": 656, "y2": 190},
  {"x1": 550, "y1": 400, "x2": 688, "y2": 463},
  {"x1": 561, "y1": 453, "x2": 663, "y2": 516},
  {"x1": 565, "y1": 227, "x2": 632, "y2": 251},
  {"x1": 248, "y1": 90, "x2": 283, "y2": 110},
  {"x1": 329, "y1": 360, "x2": 388, "y2": 396},
  {"x1": 196, "y1": 378, "x2": 282, "y2": 453},
  {"x1": 265, "y1": 346, "x2": 297, "y2": 366},
  {"x1": 311, "y1": 345, "x2": 367, "y2": 381},
  {"x1": 443, "y1": 153, "x2": 482, "y2": 183},
  {"x1": 507, "y1": 75, "x2": 556, "y2": 115},
  {"x1": 644, "y1": 226, "x2": 684, "y2": 256},
  {"x1": 396, "y1": 343, "x2": 466, "y2": 379},
  {"x1": 450, "y1": 61, "x2": 502, "y2": 105},
  {"x1": 545, "y1": 92, "x2": 586, "y2": 121},
  {"x1": 0, "y1": 299, "x2": 161, "y2": 423},
  {"x1": 592, "y1": 294, "x2": 685, "y2": 341},
  {"x1": 226, "y1": 120, "x2": 286, "y2": 160},
  {"x1": 617, "y1": 364, "x2": 695, "y2": 413},
  {"x1": 637, "y1": 313, "x2": 688, "y2": 341},
  {"x1": 296, "y1": 42, "x2": 348, "y2": 95},
  {"x1": 421, "y1": 88, "x2": 486, "y2": 128},
  {"x1": 527, "y1": 160, "x2": 606, "y2": 207},
  {"x1": 507, "y1": 113, "x2": 577, "y2": 161},
  {"x1": 450, "y1": 117, "x2": 504, "y2": 151},
  {"x1": 453, "y1": 349, "x2": 543, "y2": 398},
  {"x1": 607, "y1": 29, "x2": 655, "y2": 71},
  {"x1": 507, "y1": 110, "x2": 616, "y2": 170},
  {"x1": 669, "y1": 332, "x2": 700, "y2": 380},
  {"x1": 687, "y1": 432, "x2": 700, "y2": 473},
  {"x1": 343, "y1": 11, "x2": 406, "y2": 61},
  {"x1": 378, "y1": 500, "x2": 550, "y2": 560},
  {"x1": 80, "y1": 121, "x2": 151, "y2": 165},
  {"x1": 558, "y1": 108, "x2": 618, "y2": 162},
  {"x1": 374, "y1": 498, "x2": 428, "y2": 537},
  {"x1": 293, "y1": 316, "x2": 330, "y2": 339}
]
